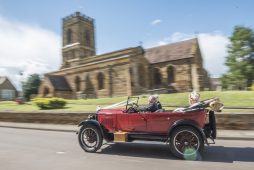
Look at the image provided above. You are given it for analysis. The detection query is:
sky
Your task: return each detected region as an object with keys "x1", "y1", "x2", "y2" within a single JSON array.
[{"x1": 0, "y1": 0, "x2": 253, "y2": 90}]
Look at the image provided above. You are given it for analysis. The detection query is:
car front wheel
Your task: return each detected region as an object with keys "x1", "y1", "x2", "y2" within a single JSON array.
[
  {"x1": 170, "y1": 126, "x2": 204, "y2": 160},
  {"x1": 78, "y1": 124, "x2": 103, "y2": 152}
]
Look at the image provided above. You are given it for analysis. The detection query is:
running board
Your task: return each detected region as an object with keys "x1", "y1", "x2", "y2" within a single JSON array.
[
  {"x1": 113, "y1": 132, "x2": 168, "y2": 142},
  {"x1": 128, "y1": 133, "x2": 167, "y2": 142}
]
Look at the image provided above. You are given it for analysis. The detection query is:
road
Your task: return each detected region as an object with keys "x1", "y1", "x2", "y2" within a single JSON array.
[{"x1": 0, "y1": 127, "x2": 253, "y2": 170}]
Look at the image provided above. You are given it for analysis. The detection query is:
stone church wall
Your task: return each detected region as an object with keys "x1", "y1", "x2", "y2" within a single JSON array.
[{"x1": 151, "y1": 58, "x2": 193, "y2": 92}]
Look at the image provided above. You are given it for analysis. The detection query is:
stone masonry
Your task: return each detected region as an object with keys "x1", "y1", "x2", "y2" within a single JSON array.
[{"x1": 38, "y1": 12, "x2": 210, "y2": 99}]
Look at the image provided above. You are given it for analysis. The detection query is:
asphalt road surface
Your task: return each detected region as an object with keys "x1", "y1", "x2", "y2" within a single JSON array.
[{"x1": 0, "y1": 127, "x2": 253, "y2": 170}]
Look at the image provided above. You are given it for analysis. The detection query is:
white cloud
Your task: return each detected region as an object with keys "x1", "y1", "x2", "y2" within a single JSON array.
[
  {"x1": 157, "y1": 32, "x2": 195, "y2": 45},
  {"x1": 145, "y1": 32, "x2": 230, "y2": 77},
  {"x1": 198, "y1": 32, "x2": 230, "y2": 77},
  {"x1": 151, "y1": 19, "x2": 162, "y2": 25},
  {"x1": 0, "y1": 16, "x2": 61, "y2": 90}
]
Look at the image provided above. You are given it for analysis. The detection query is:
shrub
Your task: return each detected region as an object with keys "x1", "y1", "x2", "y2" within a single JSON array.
[
  {"x1": 251, "y1": 84, "x2": 254, "y2": 91},
  {"x1": 32, "y1": 98, "x2": 66, "y2": 109}
]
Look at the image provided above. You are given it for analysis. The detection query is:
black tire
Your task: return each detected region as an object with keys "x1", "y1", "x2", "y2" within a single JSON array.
[
  {"x1": 78, "y1": 124, "x2": 103, "y2": 152},
  {"x1": 170, "y1": 126, "x2": 204, "y2": 160}
]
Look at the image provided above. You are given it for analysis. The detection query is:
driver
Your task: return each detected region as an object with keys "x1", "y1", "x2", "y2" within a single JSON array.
[
  {"x1": 139, "y1": 95, "x2": 158, "y2": 112},
  {"x1": 154, "y1": 95, "x2": 162, "y2": 109}
]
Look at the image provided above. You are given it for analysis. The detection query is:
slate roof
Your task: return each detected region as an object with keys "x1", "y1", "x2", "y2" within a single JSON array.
[
  {"x1": 47, "y1": 75, "x2": 72, "y2": 91},
  {"x1": 0, "y1": 76, "x2": 17, "y2": 91},
  {"x1": 144, "y1": 38, "x2": 197, "y2": 64}
]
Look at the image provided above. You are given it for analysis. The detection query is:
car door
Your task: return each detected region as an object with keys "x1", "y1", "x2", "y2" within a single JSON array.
[
  {"x1": 147, "y1": 111, "x2": 175, "y2": 133},
  {"x1": 127, "y1": 112, "x2": 148, "y2": 132},
  {"x1": 116, "y1": 111, "x2": 147, "y2": 132}
]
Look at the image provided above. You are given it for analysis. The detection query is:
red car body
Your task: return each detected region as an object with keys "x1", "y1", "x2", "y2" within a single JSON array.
[{"x1": 97, "y1": 108, "x2": 206, "y2": 134}]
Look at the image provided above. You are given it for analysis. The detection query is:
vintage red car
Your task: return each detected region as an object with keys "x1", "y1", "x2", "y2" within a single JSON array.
[{"x1": 77, "y1": 97, "x2": 223, "y2": 159}]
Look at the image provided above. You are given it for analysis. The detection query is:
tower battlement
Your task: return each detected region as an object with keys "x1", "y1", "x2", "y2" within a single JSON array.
[{"x1": 62, "y1": 11, "x2": 94, "y2": 23}]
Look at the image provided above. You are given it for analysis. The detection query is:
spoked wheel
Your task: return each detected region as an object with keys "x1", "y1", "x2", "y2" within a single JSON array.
[
  {"x1": 78, "y1": 125, "x2": 103, "y2": 152},
  {"x1": 170, "y1": 126, "x2": 204, "y2": 160}
]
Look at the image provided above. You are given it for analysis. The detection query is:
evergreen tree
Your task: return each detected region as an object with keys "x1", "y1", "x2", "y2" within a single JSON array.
[
  {"x1": 22, "y1": 74, "x2": 41, "y2": 100},
  {"x1": 222, "y1": 26, "x2": 254, "y2": 89}
]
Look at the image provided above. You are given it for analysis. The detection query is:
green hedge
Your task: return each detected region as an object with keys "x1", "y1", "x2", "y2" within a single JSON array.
[{"x1": 32, "y1": 98, "x2": 66, "y2": 109}]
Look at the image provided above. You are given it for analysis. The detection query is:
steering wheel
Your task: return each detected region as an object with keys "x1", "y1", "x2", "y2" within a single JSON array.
[{"x1": 127, "y1": 103, "x2": 139, "y2": 113}]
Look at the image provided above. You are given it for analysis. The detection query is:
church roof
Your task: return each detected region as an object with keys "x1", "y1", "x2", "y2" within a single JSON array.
[
  {"x1": 144, "y1": 38, "x2": 197, "y2": 64},
  {"x1": 47, "y1": 75, "x2": 72, "y2": 91}
]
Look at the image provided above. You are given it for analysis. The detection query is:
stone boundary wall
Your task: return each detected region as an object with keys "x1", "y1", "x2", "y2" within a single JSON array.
[
  {"x1": 0, "y1": 112, "x2": 91, "y2": 125},
  {"x1": 216, "y1": 113, "x2": 254, "y2": 130},
  {"x1": 0, "y1": 112, "x2": 253, "y2": 130}
]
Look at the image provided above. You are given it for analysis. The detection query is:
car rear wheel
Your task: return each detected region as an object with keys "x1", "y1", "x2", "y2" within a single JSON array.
[
  {"x1": 170, "y1": 126, "x2": 204, "y2": 160},
  {"x1": 78, "y1": 124, "x2": 103, "y2": 152}
]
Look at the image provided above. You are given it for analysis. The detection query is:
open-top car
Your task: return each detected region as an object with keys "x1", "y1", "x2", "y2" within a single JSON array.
[{"x1": 77, "y1": 96, "x2": 224, "y2": 160}]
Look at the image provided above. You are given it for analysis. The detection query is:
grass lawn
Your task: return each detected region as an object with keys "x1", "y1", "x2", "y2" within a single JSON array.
[{"x1": 0, "y1": 91, "x2": 253, "y2": 112}]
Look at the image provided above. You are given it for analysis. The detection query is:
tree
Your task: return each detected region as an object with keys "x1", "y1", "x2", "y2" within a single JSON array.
[
  {"x1": 22, "y1": 74, "x2": 41, "y2": 100},
  {"x1": 221, "y1": 26, "x2": 254, "y2": 90}
]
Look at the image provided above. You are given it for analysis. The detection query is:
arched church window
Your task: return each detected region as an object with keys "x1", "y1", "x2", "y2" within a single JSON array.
[
  {"x1": 167, "y1": 65, "x2": 175, "y2": 84},
  {"x1": 67, "y1": 29, "x2": 73, "y2": 44},
  {"x1": 85, "y1": 75, "x2": 94, "y2": 92},
  {"x1": 97, "y1": 72, "x2": 104, "y2": 90},
  {"x1": 129, "y1": 67, "x2": 134, "y2": 87},
  {"x1": 75, "y1": 76, "x2": 81, "y2": 92},
  {"x1": 138, "y1": 64, "x2": 146, "y2": 87},
  {"x1": 153, "y1": 68, "x2": 162, "y2": 87},
  {"x1": 85, "y1": 31, "x2": 90, "y2": 46},
  {"x1": 43, "y1": 87, "x2": 49, "y2": 97}
]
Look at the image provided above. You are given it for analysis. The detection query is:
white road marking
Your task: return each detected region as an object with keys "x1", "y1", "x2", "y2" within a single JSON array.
[{"x1": 56, "y1": 151, "x2": 66, "y2": 154}]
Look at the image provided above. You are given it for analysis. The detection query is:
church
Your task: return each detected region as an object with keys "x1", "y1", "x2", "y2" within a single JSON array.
[{"x1": 38, "y1": 12, "x2": 210, "y2": 99}]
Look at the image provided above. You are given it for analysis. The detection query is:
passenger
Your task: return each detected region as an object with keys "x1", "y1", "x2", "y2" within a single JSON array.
[
  {"x1": 174, "y1": 91, "x2": 200, "y2": 112},
  {"x1": 189, "y1": 90, "x2": 200, "y2": 105},
  {"x1": 154, "y1": 95, "x2": 162, "y2": 109},
  {"x1": 140, "y1": 95, "x2": 158, "y2": 112}
]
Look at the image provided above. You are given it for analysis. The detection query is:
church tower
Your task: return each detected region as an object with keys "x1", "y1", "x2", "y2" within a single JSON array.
[{"x1": 61, "y1": 12, "x2": 96, "y2": 68}]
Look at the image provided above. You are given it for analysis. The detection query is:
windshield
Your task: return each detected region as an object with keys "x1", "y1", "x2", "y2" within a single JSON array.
[
  {"x1": 100, "y1": 97, "x2": 139, "y2": 110},
  {"x1": 127, "y1": 97, "x2": 139, "y2": 106}
]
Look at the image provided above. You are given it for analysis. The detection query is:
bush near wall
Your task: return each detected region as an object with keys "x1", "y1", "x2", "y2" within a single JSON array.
[
  {"x1": 251, "y1": 84, "x2": 254, "y2": 91},
  {"x1": 32, "y1": 98, "x2": 66, "y2": 109}
]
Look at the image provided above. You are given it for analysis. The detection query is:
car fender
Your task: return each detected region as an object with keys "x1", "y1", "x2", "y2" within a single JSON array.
[
  {"x1": 208, "y1": 111, "x2": 216, "y2": 139},
  {"x1": 78, "y1": 119, "x2": 100, "y2": 127},
  {"x1": 168, "y1": 119, "x2": 208, "y2": 144},
  {"x1": 77, "y1": 119, "x2": 105, "y2": 137}
]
